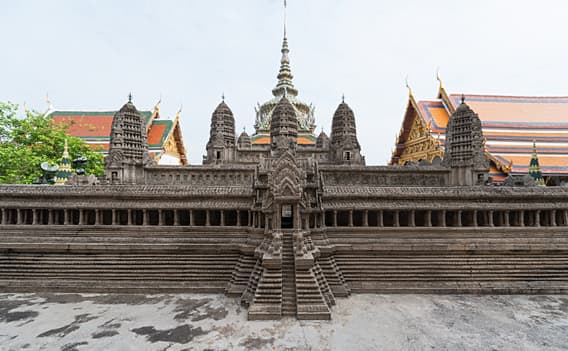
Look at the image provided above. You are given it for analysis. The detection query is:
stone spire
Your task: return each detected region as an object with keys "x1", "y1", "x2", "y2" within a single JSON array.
[
  {"x1": 329, "y1": 100, "x2": 364, "y2": 164},
  {"x1": 107, "y1": 97, "x2": 150, "y2": 164},
  {"x1": 238, "y1": 127, "x2": 251, "y2": 149},
  {"x1": 207, "y1": 100, "x2": 236, "y2": 148},
  {"x1": 205, "y1": 100, "x2": 236, "y2": 163},
  {"x1": 270, "y1": 95, "x2": 298, "y2": 153},
  {"x1": 529, "y1": 140, "x2": 545, "y2": 186},
  {"x1": 105, "y1": 96, "x2": 152, "y2": 184},
  {"x1": 271, "y1": 35, "x2": 298, "y2": 97},
  {"x1": 443, "y1": 97, "x2": 489, "y2": 185}
]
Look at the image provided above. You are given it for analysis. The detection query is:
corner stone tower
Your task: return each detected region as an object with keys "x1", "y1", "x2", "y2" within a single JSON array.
[
  {"x1": 443, "y1": 96, "x2": 489, "y2": 185},
  {"x1": 205, "y1": 100, "x2": 236, "y2": 163},
  {"x1": 105, "y1": 97, "x2": 151, "y2": 184},
  {"x1": 330, "y1": 100, "x2": 364, "y2": 165}
]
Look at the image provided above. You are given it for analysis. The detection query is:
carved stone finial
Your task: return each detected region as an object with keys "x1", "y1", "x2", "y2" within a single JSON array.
[{"x1": 128, "y1": 93, "x2": 132, "y2": 103}]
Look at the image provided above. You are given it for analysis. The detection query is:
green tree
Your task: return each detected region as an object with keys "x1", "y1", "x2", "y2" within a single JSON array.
[{"x1": 0, "y1": 102, "x2": 105, "y2": 184}]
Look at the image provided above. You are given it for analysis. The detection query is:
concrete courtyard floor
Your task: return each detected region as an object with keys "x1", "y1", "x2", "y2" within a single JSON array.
[{"x1": 0, "y1": 293, "x2": 566, "y2": 351}]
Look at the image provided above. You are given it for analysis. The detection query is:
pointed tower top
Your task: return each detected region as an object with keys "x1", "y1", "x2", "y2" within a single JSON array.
[
  {"x1": 529, "y1": 139, "x2": 545, "y2": 186},
  {"x1": 63, "y1": 139, "x2": 69, "y2": 159},
  {"x1": 283, "y1": 0, "x2": 287, "y2": 38},
  {"x1": 272, "y1": 0, "x2": 298, "y2": 97},
  {"x1": 461, "y1": 94, "x2": 466, "y2": 104},
  {"x1": 128, "y1": 93, "x2": 133, "y2": 103}
]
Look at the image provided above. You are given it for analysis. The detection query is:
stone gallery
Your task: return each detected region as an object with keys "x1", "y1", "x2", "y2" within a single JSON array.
[{"x1": 1, "y1": 29, "x2": 567, "y2": 321}]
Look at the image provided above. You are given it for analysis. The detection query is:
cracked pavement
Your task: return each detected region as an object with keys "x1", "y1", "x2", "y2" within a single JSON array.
[{"x1": 0, "y1": 293, "x2": 567, "y2": 350}]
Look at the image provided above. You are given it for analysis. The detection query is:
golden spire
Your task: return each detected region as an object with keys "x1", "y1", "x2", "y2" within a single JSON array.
[{"x1": 63, "y1": 139, "x2": 69, "y2": 159}]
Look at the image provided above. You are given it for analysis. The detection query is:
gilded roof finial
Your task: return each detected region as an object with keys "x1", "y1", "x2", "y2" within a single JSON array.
[
  {"x1": 436, "y1": 68, "x2": 443, "y2": 90},
  {"x1": 45, "y1": 92, "x2": 53, "y2": 112},
  {"x1": 154, "y1": 95, "x2": 162, "y2": 111},
  {"x1": 175, "y1": 105, "x2": 182, "y2": 121},
  {"x1": 405, "y1": 76, "x2": 413, "y2": 97}
]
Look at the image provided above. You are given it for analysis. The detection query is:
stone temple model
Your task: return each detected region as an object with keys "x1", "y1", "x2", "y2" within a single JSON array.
[{"x1": 1, "y1": 32, "x2": 568, "y2": 321}]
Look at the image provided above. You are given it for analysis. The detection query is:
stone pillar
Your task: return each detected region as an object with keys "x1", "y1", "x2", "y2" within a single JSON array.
[
  {"x1": 333, "y1": 210, "x2": 337, "y2": 227},
  {"x1": 1, "y1": 209, "x2": 5, "y2": 225},
  {"x1": 456, "y1": 210, "x2": 462, "y2": 227},
  {"x1": 295, "y1": 205, "x2": 302, "y2": 230},
  {"x1": 440, "y1": 210, "x2": 446, "y2": 227},
  {"x1": 236, "y1": 210, "x2": 241, "y2": 226},
  {"x1": 220, "y1": 211, "x2": 225, "y2": 226},
  {"x1": 425, "y1": 210, "x2": 432, "y2": 227},
  {"x1": 93, "y1": 209, "x2": 99, "y2": 225},
  {"x1": 378, "y1": 210, "x2": 383, "y2": 227},
  {"x1": 47, "y1": 210, "x2": 53, "y2": 225},
  {"x1": 158, "y1": 209, "x2": 163, "y2": 226},
  {"x1": 142, "y1": 209, "x2": 148, "y2": 225},
  {"x1": 394, "y1": 211, "x2": 399, "y2": 227},
  {"x1": 32, "y1": 209, "x2": 38, "y2": 225},
  {"x1": 363, "y1": 210, "x2": 369, "y2": 227},
  {"x1": 348, "y1": 210, "x2": 353, "y2": 227},
  {"x1": 78, "y1": 209, "x2": 83, "y2": 225},
  {"x1": 519, "y1": 210, "x2": 524, "y2": 227},
  {"x1": 409, "y1": 210, "x2": 415, "y2": 227},
  {"x1": 504, "y1": 211, "x2": 510, "y2": 227},
  {"x1": 205, "y1": 210, "x2": 210, "y2": 226},
  {"x1": 488, "y1": 211, "x2": 494, "y2": 227},
  {"x1": 63, "y1": 209, "x2": 69, "y2": 225},
  {"x1": 174, "y1": 210, "x2": 180, "y2": 226},
  {"x1": 16, "y1": 209, "x2": 23, "y2": 225},
  {"x1": 564, "y1": 210, "x2": 568, "y2": 227},
  {"x1": 535, "y1": 210, "x2": 541, "y2": 227},
  {"x1": 126, "y1": 209, "x2": 131, "y2": 225},
  {"x1": 189, "y1": 210, "x2": 194, "y2": 226}
]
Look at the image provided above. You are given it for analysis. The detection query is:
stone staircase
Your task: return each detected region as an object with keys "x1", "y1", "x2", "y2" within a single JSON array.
[
  {"x1": 0, "y1": 252, "x2": 238, "y2": 293},
  {"x1": 226, "y1": 254, "x2": 256, "y2": 297},
  {"x1": 281, "y1": 232, "x2": 297, "y2": 317},
  {"x1": 247, "y1": 267, "x2": 282, "y2": 320},
  {"x1": 335, "y1": 253, "x2": 568, "y2": 293},
  {"x1": 0, "y1": 227, "x2": 246, "y2": 293}
]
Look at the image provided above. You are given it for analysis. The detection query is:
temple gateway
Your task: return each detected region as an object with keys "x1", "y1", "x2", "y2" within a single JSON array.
[{"x1": 1, "y1": 30, "x2": 568, "y2": 321}]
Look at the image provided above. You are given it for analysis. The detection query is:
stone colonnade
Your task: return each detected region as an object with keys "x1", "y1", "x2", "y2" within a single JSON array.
[
  {"x1": 323, "y1": 209, "x2": 568, "y2": 228},
  {"x1": 0, "y1": 208, "x2": 252, "y2": 227}
]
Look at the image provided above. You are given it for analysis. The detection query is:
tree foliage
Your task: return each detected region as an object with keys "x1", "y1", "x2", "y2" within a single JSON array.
[{"x1": 0, "y1": 102, "x2": 105, "y2": 184}]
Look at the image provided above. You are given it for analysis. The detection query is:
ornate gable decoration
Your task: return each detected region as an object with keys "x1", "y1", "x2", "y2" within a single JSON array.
[{"x1": 269, "y1": 151, "x2": 304, "y2": 200}]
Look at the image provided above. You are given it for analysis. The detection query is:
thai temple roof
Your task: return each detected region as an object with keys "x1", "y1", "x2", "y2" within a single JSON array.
[
  {"x1": 50, "y1": 104, "x2": 188, "y2": 165},
  {"x1": 392, "y1": 83, "x2": 568, "y2": 182}
]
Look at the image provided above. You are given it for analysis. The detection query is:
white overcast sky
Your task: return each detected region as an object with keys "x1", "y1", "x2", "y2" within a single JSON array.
[{"x1": 1, "y1": 0, "x2": 567, "y2": 164}]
